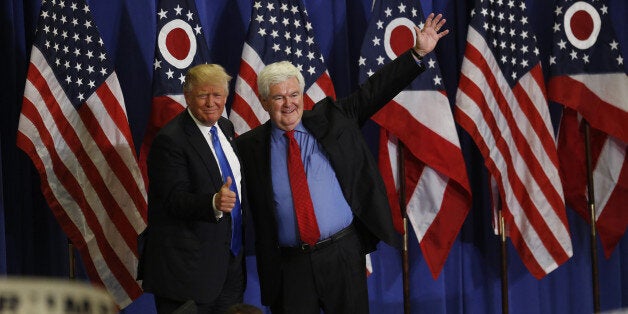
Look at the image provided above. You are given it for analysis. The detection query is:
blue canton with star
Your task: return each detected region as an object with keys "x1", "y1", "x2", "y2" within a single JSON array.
[
  {"x1": 359, "y1": 0, "x2": 445, "y2": 91},
  {"x1": 35, "y1": 0, "x2": 113, "y2": 108},
  {"x1": 469, "y1": 0, "x2": 540, "y2": 87},
  {"x1": 248, "y1": 0, "x2": 327, "y2": 88},
  {"x1": 152, "y1": 0, "x2": 211, "y2": 97},
  {"x1": 550, "y1": 0, "x2": 625, "y2": 76}
]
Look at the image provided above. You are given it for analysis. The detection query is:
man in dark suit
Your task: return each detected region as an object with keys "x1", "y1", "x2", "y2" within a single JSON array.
[
  {"x1": 138, "y1": 64, "x2": 246, "y2": 313},
  {"x1": 235, "y1": 13, "x2": 449, "y2": 314}
]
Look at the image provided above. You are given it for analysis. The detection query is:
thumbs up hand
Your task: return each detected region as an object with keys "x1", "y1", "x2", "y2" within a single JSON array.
[{"x1": 214, "y1": 176, "x2": 236, "y2": 213}]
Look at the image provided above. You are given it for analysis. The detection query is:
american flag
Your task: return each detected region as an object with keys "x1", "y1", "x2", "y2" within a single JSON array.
[
  {"x1": 454, "y1": 0, "x2": 573, "y2": 278},
  {"x1": 16, "y1": 0, "x2": 147, "y2": 307},
  {"x1": 549, "y1": 0, "x2": 628, "y2": 258},
  {"x1": 229, "y1": 0, "x2": 336, "y2": 135},
  {"x1": 139, "y1": 0, "x2": 212, "y2": 179},
  {"x1": 360, "y1": 0, "x2": 471, "y2": 278}
]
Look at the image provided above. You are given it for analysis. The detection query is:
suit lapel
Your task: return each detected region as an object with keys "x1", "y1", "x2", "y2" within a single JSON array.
[
  {"x1": 302, "y1": 110, "x2": 328, "y2": 139},
  {"x1": 181, "y1": 112, "x2": 223, "y2": 190},
  {"x1": 302, "y1": 109, "x2": 338, "y2": 158},
  {"x1": 255, "y1": 122, "x2": 272, "y2": 177},
  {"x1": 218, "y1": 118, "x2": 237, "y2": 151},
  {"x1": 248, "y1": 122, "x2": 273, "y2": 203}
]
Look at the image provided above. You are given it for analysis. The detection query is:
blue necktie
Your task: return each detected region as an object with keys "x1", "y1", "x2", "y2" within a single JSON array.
[{"x1": 210, "y1": 126, "x2": 242, "y2": 255}]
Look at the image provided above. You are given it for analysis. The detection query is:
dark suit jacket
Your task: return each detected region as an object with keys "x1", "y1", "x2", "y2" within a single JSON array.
[
  {"x1": 138, "y1": 111, "x2": 246, "y2": 303},
  {"x1": 235, "y1": 50, "x2": 423, "y2": 305}
]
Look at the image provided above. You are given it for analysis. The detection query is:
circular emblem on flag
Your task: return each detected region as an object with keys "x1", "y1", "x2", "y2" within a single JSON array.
[
  {"x1": 158, "y1": 19, "x2": 197, "y2": 69},
  {"x1": 563, "y1": 1, "x2": 601, "y2": 50},
  {"x1": 384, "y1": 17, "x2": 416, "y2": 60}
]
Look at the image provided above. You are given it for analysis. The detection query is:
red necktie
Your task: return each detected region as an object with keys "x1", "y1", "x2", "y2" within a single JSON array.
[{"x1": 284, "y1": 130, "x2": 320, "y2": 246}]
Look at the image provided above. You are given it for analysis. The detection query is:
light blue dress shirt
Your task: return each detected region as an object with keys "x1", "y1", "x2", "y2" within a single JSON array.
[{"x1": 270, "y1": 122, "x2": 353, "y2": 247}]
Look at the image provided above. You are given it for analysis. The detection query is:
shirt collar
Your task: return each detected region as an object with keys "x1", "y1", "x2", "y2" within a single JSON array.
[
  {"x1": 187, "y1": 108, "x2": 216, "y2": 134},
  {"x1": 270, "y1": 121, "x2": 307, "y2": 140}
]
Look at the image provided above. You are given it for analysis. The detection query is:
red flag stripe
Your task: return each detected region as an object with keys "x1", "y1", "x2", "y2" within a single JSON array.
[
  {"x1": 558, "y1": 109, "x2": 628, "y2": 258},
  {"x1": 456, "y1": 69, "x2": 570, "y2": 267},
  {"x1": 462, "y1": 43, "x2": 563, "y2": 205},
  {"x1": 550, "y1": 0, "x2": 627, "y2": 259},
  {"x1": 94, "y1": 74, "x2": 138, "y2": 155},
  {"x1": 232, "y1": 43, "x2": 269, "y2": 134},
  {"x1": 231, "y1": 93, "x2": 263, "y2": 132},
  {"x1": 459, "y1": 37, "x2": 567, "y2": 233},
  {"x1": 374, "y1": 83, "x2": 471, "y2": 279},
  {"x1": 233, "y1": 54, "x2": 267, "y2": 115},
  {"x1": 591, "y1": 136, "x2": 624, "y2": 216},
  {"x1": 518, "y1": 66, "x2": 562, "y2": 168},
  {"x1": 90, "y1": 83, "x2": 147, "y2": 221},
  {"x1": 237, "y1": 57, "x2": 261, "y2": 97},
  {"x1": 16, "y1": 130, "x2": 143, "y2": 302},
  {"x1": 456, "y1": 27, "x2": 572, "y2": 276},
  {"x1": 16, "y1": 132, "x2": 109, "y2": 288},
  {"x1": 593, "y1": 135, "x2": 628, "y2": 257},
  {"x1": 455, "y1": 108, "x2": 558, "y2": 278},
  {"x1": 25, "y1": 62, "x2": 142, "y2": 251},
  {"x1": 405, "y1": 168, "x2": 447, "y2": 242},
  {"x1": 138, "y1": 95, "x2": 186, "y2": 187},
  {"x1": 549, "y1": 74, "x2": 628, "y2": 143},
  {"x1": 376, "y1": 91, "x2": 463, "y2": 147},
  {"x1": 366, "y1": 0, "x2": 472, "y2": 276},
  {"x1": 373, "y1": 96, "x2": 468, "y2": 187},
  {"x1": 307, "y1": 72, "x2": 336, "y2": 103},
  {"x1": 18, "y1": 100, "x2": 141, "y2": 301},
  {"x1": 378, "y1": 132, "x2": 405, "y2": 235},
  {"x1": 414, "y1": 175, "x2": 472, "y2": 275},
  {"x1": 21, "y1": 67, "x2": 141, "y2": 274},
  {"x1": 149, "y1": 95, "x2": 187, "y2": 129},
  {"x1": 18, "y1": 45, "x2": 146, "y2": 306}
]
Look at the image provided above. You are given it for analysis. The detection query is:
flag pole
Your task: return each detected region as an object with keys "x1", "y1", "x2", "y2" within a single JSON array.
[
  {"x1": 68, "y1": 238, "x2": 75, "y2": 280},
  {"x1": 583, "y1": 121, "x2": 600, "y2": 313},
  {"x1": 498, "y1": 210, "x2": 508, "y2": 314},
  {"x1": 397, "y1": 140, "x2": 410, "y2": 314}
]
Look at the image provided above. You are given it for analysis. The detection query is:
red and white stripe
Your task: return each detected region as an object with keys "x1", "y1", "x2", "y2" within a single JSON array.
[
  {"x1": 230, "y1": 43, "x2": 335, "y2": 135},
  {"x1": 593, "y1": 134, "x2": 628, "y2": 257},
  {"x1": 549, "y1": 73, "x2": 628, "y2": 143},
  {"x1": 550, "y1": 70, "x2": 628, "y2": 259},
  {"x1": 374, "y1": 89, "x2": 471, "y2": 279},
  {"x1": 455, "y1": 27, "x2": 572, "y2": 278},
  {"x1": 558, "y1": 108, "x2": 628, "y2": 258},
  {"x1": 138, "y1": 94, "x2": 186, "y2": 180},
  {"x1": 17, "y1": 46, "x2": 147, "y2": 308}
]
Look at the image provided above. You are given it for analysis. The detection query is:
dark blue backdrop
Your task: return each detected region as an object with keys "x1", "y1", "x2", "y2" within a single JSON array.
[{"x1": 1, "y1": 0, "x2": 627, "y2": 313}]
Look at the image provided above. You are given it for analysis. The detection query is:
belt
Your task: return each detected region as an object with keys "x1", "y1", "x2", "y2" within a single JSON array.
[{"x1": 280, "y1": 224, "x2": 355, "y2": 255}]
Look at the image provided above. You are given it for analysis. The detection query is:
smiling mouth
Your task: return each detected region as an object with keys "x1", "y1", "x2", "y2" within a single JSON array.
[{"x1": 282, "y1": 106, "x2": 296, "y2": 114}]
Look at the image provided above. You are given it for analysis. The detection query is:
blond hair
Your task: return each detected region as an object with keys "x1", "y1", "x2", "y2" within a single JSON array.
[{"x1": 183, "y1": 63, "x2": 232, "y2": 94}]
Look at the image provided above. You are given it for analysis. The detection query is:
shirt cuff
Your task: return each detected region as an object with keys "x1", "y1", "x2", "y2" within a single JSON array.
[
  {"x1": 212, "y1": 193, "x2": 223, "y2": 220},
  {"x1": 410, "y1": 49, "x2": 423, "y2": 65}
]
